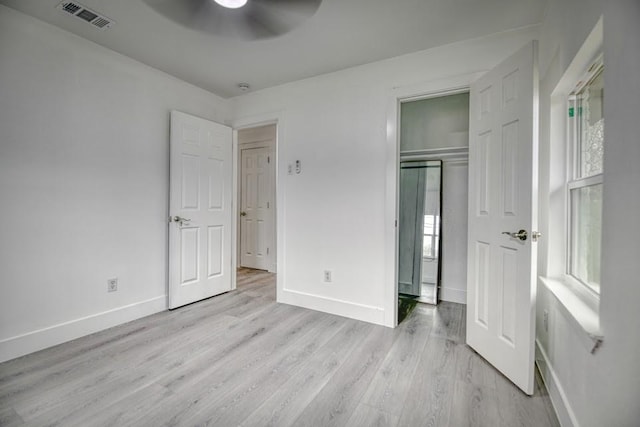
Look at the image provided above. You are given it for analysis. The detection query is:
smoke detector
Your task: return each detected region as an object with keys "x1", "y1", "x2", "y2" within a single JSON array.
[
  {"x1": 237, "y1": 83, "x2": 251, "y2": 92},
  {"x1": 56, "y1": 1, "x2": 114, "y2": 30}
]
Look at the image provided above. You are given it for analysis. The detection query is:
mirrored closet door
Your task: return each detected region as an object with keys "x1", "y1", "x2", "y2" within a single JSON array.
[{"x1": 398, "y1": 160, "x2": 442, "y2": 304}]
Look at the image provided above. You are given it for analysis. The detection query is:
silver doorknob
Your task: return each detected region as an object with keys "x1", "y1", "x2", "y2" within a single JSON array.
[
  {"x1": 240, "y1": 211, "x2": 247, "y2": 217},
  {"x1": 502, "y1": 229, "x2": 528, "y2": 241},
  {"x1": 171, "y1": 215, "x2": 191, "y2": 225}
]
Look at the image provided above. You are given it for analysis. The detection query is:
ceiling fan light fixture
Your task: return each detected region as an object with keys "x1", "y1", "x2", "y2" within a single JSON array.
[{"x1": 213, "y1": 0, "x2": 247, "y2": 9}]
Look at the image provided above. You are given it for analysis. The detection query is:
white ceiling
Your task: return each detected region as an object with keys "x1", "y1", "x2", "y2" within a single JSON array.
[{"x1": 0, "y1": 0, "x2": 547, "y2": 98}]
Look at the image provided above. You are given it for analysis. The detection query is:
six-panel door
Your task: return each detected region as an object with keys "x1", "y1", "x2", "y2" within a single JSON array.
[
  {"x1": 169, "y1": 111, "x2": 233, "y2": 309},
  {"x1": 466, "y1": 41, "x2": 538, "y2": 395}
]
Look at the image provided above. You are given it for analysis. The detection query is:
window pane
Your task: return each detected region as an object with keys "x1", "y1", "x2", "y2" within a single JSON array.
[
  {"x1": 423, "y1": 236, "x2": 433, "y2": 258},
  {"x1": 422, "y1": 214, "x2": 441, "y2": 259},
  {"x1": 423, "y1": 214, "x2": 434, "y2": 235},
  {"x1": 570, "y1": 183, "x2": 602, "y2": 293},
  {"x1": 577, "y1": 69, "x2": 604, "y2": 178}
]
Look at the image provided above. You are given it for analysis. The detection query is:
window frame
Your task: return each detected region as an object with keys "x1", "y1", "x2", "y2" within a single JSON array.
[
  {"x1": 564, "y1": 59, "x2": 604, "y2": 299},
  {"x1": 541, "y1": 17, "x2": 603, "y2": 351}
]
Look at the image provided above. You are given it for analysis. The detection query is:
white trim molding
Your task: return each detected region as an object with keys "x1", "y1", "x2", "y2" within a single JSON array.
[
  {"x1": 536, "y1": 339, "x2": 579, "y2": 427},
  {"x1": 439, "y1": 287, "x2": 466, "y2": 304},
  {"x1": 400, "y1": 146, "x2": 469, "y2": 162},
  {"x1": 0, "y1": 295, "x2": 166, "y2": 363},
  {"x1": 280, "y1": 288, "x2": 385, "y2": 325},
  {"x1": 539, "y1": 277, "x2": 602, "y2": 353}
]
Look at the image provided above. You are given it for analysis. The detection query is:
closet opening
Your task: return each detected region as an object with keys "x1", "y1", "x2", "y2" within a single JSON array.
[{"x1": 397, "y1": 91, "x2": 470, "y2": 323}]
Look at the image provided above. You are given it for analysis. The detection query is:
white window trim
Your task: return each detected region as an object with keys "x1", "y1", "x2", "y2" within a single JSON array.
[
  {"x1": 567, "y1": 174, "x2": 602, "y2": 191},
  {"x1": 563, "y1": 65, "x2": 604, "y2": 302},
  {"x1": 542, "y1": 17, "x2": 604, "y2": 353},
  {"x1": 539, "y1": 277, "x2": 602, "y2": 353}
]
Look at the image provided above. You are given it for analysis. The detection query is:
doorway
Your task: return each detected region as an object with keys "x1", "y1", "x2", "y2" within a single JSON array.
[
  {"x1": 396, "y1": 91, "x2": 470, "y2": 323},
  {"x1": 389, "y1": 43, "x2": 539, "y2": 394},
  {"x1": 236, "y1": 124, "x2": 277, "y2": 274}
]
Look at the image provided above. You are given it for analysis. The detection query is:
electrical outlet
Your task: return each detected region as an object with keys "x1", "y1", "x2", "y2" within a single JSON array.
[
  {"x1": 323, "y1": 270, "x2": 332, "y2": 283},
  {"x1": 543, "y1": 309, "x2": 549, "y2": 332},
  {"x1": 287, "y1": 164, "x2": 293, "y2": 175},
  {"x1": 107, "y1": 278, "x2": 118, "y2": 292}
]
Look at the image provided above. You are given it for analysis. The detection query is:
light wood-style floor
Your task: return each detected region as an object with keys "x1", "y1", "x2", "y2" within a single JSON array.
[{"x1": 0, "y1": 268, "x2": 559, "y2": 426}]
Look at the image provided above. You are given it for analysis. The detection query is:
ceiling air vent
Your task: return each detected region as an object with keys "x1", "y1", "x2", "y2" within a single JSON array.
[{"x1": 56, "y1": 1, "x2": 114, "y2": 30}]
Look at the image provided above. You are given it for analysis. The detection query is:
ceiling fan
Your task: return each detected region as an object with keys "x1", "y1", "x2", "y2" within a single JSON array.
[{"x1": 143, "y1": 0, "x2": 322, "y2": 40}]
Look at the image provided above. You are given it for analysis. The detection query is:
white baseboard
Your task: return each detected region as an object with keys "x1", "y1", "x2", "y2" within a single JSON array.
[
  {"x1": 535, "y1": 339, "x2": 579, "y2": 427},
  {"x1": 439, "y1": 287, "x2": 466, "y2": 304},
  {"x1": 0, "y1": 295, "x2": 167, "y2": 363},
  {"x1": 279, "y1": 288, "x2": 385, "y2": 325}
]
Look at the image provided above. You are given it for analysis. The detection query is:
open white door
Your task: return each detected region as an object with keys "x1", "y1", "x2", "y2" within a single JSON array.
[
  {"x1": 169, "y1": 111, "x2": 233, "y2": 309},
  {"x1": 466, "y1": 41, "x2": 539, "y2": 394}
]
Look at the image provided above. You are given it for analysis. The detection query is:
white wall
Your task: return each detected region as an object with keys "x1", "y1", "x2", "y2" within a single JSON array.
[
  {"x1": 230, "y1": 26, "x2": 539, "y2": 326},
  {"x1": 536, "y1": 1, "x2": 640, "y2": 426},
  {"x1": 400, "y1": 92, "x2": 470, "y2": 152},
  {"x1": 439, "y1": 161, "x2": 468, "y2": 303},
  {"x1": 0, "y1": 6, "x2": 229, "y2": 362}
]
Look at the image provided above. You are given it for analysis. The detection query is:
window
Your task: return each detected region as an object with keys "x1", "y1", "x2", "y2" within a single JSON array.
[
  {"x1": 541, "y1": 19, "x2": 603, "y2": 349},
  {"x1": 422, "y1": 214, "x2": 439, "y2": 259},
  {"x1": 567, "y1": 63, "x2": 603, "y2": 295}
]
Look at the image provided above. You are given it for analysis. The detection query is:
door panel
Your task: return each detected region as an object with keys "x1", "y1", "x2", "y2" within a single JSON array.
[
  {"x1": 181, "y1": 154, "x2": 200, "y2": 209},
  {"x1": 169, "y1": 111, "x2": 232, "y2": 309},
  {"x1": 208, "y1": 159, "x2": 224, "y2": 209},
  {"x1": 475, "y1": 241, "x2": 490, "y2": 328},
  {"x1": 466, "y1": 41, "x2": 538, "y2": 394},
  {"x1": 207, "y1": 225, "x2": 223, "y2": 277},
  {"x1": 180, "y1": 227, "x2": 199, "y2": 284},
  {"x1": 476, "y1": 131, "x2": 491, "y2": 215}
]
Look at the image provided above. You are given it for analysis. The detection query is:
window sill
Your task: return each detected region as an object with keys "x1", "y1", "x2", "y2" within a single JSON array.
[{"x1": 539, "y1": 277, "x2": 603, "y2": 354}]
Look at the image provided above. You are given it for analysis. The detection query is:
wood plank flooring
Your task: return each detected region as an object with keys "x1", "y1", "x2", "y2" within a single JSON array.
[{"x1": 0, "y1": 268, "x2": 559, "y2": 426}]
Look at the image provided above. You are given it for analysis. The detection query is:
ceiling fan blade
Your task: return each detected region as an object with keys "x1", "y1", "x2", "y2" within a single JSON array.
[
  {"x1": 244, "y1": 0, "x2": 322, "y2": 38},
  {"x1": 143, "y1": 0, "x2": 322, "y2": 40}
]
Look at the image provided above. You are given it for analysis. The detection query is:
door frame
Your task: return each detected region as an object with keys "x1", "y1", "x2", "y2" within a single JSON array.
[
  {"x1": 384, "y1": 72, "x2": 484, "y2": 327},
  {"x1": 237, "y1": 131, "x2": 277, "y2": 272},
  {"x1": 231, "y1": 112, "x2": 285, "y2": 302}
]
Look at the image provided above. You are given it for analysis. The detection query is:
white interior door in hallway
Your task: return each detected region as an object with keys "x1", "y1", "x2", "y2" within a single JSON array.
[
  {"x1": 466, "y1": 41, "x2": 539, "y2": 395},
  {"x1": 238, "y1": 124, "x2": 276, "y2": 271},
  {"x1": 168, "y1": 111, "x2": 233, "y2": 309}
]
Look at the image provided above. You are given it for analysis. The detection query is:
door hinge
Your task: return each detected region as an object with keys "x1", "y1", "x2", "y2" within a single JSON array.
[
  {"x1": 267, "y1": 201, "x2": 270, "y2": 209},
  {"x1": 267, "y1": 156, "x2": 270, "y2": 164},
  {"x1": 267, "y1": 247, "x2": 270, "y2": 255}
]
